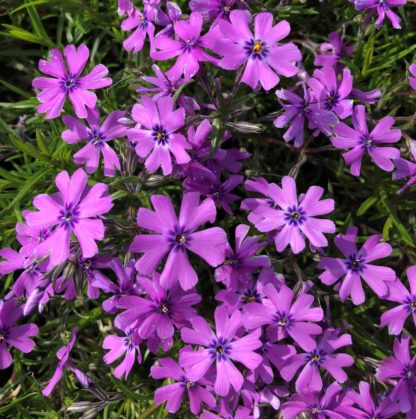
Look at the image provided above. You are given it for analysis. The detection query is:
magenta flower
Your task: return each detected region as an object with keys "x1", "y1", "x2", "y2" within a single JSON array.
[
  {"x1": 393, "y1": 140, "x2": 416, "y2": 193},
  {"x1": 346, "y1": 381, "x2": 402, "y2": 419},
  {"x1": 318, "y1": 226, "x2": 395, "y2": 304},
  {"x1": 248, "y1": 176, "x2": 335, "y2": 254},
  {"x1": 0, "y1": 300, "x2": 38, "y2": 369},
  {"x1": 410, "y1": 64, "x2": 416, "y2": 90},
  {"x1": 214, "y1": 224, "x2": 270, "y2": 290},
  {"x1": 127, "y1": 95, "x2": 191, "y2": 175},
  {"x1": 314, "y1": 30, "x2": 352, "y2": 68},
  {"x1": 244, "y1": 282, "x2": 323, "y2": 351},
  {"x1": 280, "y1": 328, "x2": 354, "y2": 393},
  {"x1": 121, "y1": 9, "x2": 155, "y2": 53},
  {"x1": 103, "y1": 328, "x2": 142, "y2": 379},
  {"x1": 376, "y1": 334, "x2": 416, "y2": 413},
  {"x1": 179, "y1": 306, "x2": 262, "y2": 396},
  {"x1": 355, "y1": 0, "x2": 406, "y2": 29},
  {"x1": 307, "y1": 66, "x2": 353, "y2": 119},
  {"x1": 281, "y1": 381, "x2": 360, "y2": 419},
  {"x1": 24, "y1": 169, "x2": 113, "y2": 268},
  {"x1": 151, "y1": 356, "x2": 216, "y2": 414},
  {"x1": 62, "y1": 107, "x2": 126, "y2": 177},
  {"x1": 189, "y1": 0, "x2": 238, "y2": 22},
  {"x1": 32, "y1": 44, "x2": 112, "y2": 119},
  {"x1": 214, "y1": 11, "x2": 301, "y2": 91},
  {"x1": 130, "y1": 192, "x2": 227, "y2": 290},
  {"x1": 151, "y1": 12, "x2": 217, "y2": 79},
  {"x1": 332, "y1": 105, "x2": 401, "y2": 176},
  {"x1": 118, "y1": 0, "x2": 133, "y2": 16},
  {"x1": 115, "y1": 273, "x2": 201, "y2": 340},
  {"x1": 381, "y1": 266, "x2": 416, "y2": 335}
]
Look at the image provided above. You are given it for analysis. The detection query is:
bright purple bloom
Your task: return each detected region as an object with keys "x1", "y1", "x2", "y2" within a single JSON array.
[
  {"x1": 127, "y1": 95, "x2": 191, "y2": 175},
  {"x1": 381, "y1": 266, "x2": 416, "y2": 335},
  {"x1": 42, "y1": 327, "x2": 80, "y2": 396},
  {"x1": 280, "y1": 328, "x2": 354, "y2": 393},
  {"x1": 376, "y1": 334, "x2": 416, "y2": 413},
  {"x1": 355, "y1": 0, "x2": 406, "y2": 29},
  {"x1": 314, "y1": 30, "x2": 352, "y2": 68},
  {"x1": 318, "y1": 226, "x2": 395, "y2": 304},
  {"x1": 281, "y1": 381, "x2": 360, "y2": 419},
  {"x1": 103, "y1": 328, "x2": 142, "y2": 379},
  {"x1": 190, "y1": 0, "x2": 239, "y2": 22},
  {"x1": 410, "y1": 64, "x2": 416, "y2": 90},
  {"x1": 214, "y1": 224, "x2": 270, "y2": 290},
  {"x1": 214, "y1": 11, "x2": 301, "y2": 91},
  {"x1": 62, "y1": 107, "x2": 126, "y2": 177},
  {"x1": 346, "y1": 381, "x2": 401, "y2": 419},
  {"x1": 115, "y1": 273, "x2": 201, "y2": 340},
  {"x1": 248, "y1": 176, "x2": 335, "y2": 254},
  {"x1": 307, "y1": 66, "x2": 353, "y2": 119},
  {"x1": 32, "y1": 44, "x2": 112, "y2": 119},
  {"x1": 332, "y1": 105, "x2": 401, "y2": 175},
  {"x1": 179, "y1": 306, "x2": 262, "y2": 396},
  {"x1": 24, "y1": 168, "x2": 113, "y2": 268},
  {"x1": 152, "y1": 12, "x2": 217, "y2": 79},
  {"x1": 273, "y1": 86, "x2": 338, "y2": 147},
  {"x1": 0, "y1": 300, "x2": 38, "y2": 369},
  {"x1": 121, "y1": 9, "x2": 155, "y2": 53},
  {"x1": 151, "y1": 356, "x2": 216, "y2": 415},
  {"x1": 118, "y1": 0, "x2": 133, "y2": 16},
  {"x1": 130, "y1": 192, "x2": 227, "y2": 290},
  {"x1": 393, "y1": 140, "x2": 416, "y2": 193},
  {"x1": 244, "y1": 282, "x2": 323, "y2": 351}
]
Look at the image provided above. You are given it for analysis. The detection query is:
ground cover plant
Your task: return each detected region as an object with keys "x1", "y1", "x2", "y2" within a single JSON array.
[{"x1": 0, "y1": 0, "x2": 416, "y2": 417}]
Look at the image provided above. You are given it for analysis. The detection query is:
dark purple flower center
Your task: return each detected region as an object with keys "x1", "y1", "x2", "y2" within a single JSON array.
[
  {"x1": 241, "y1": 287, "x2": 261, "y2": 304},
  {"x1": 245, "y1": 39, "x2": 269, "y2": 59},
  {"x1": 266, "y1": 198, "x2": 279, "y2": 209},
  {"x1": 79, "y1": 258, "x2": 92, "y2": 272},
  {"x1": 59, "y1": 205, "x2": 80, "y2": 228},
  {"x1": 181, "y1": 38, "x2": 201, "y2": 52},
  {"x1": 159, "y1": 300, "x2": 170, "y2": 315},
  {"x1": 170, "y1": 228, "x2": 190, "y2": 250},
  {"x1": 38, "y1": 228, "x2": 50, "y2": 242},
  {"x1": 88, "y1": 128, "x2": 106, "y2": 147},
  {"x1": 61, "y1": 75, "x2": 78, "y2": 92},
  {"x1": 152, "y1": 124, "x2": 169, "y2": 145},
  {"x1": 406, "y1": 298, "x2": 416, "y2": 312},
  {"x1": 324, "y1": 90, "x2": 340, "y2": 110},
  {"x1": 346, "y1": 254, "x2": 365, "y2": 272},
  {"x1": 209, "y1": 337, "x2": 231, "y2": 361},
  {"x1": 310, "y1": 406, "x2": 322, "y2": 414},
  {"x1": 0, "y1": 329, "x2": 7, "y2": 342},
  {"x1": 307, "y1": 350, "x2": 325, "y2": 365},
  {"x1": 124, "y1": 332, "x2": 135, "y2": 350},
  {"x1": 284, "y1": 206, "x2": 305, "y2": 226},
  {"x1": 138, "y1": 13, "x2": 148, "y2": 30},
  {"x1": 361, "y1": 134, "x2": 373, "y2": 149},
  {"x1": 403, "y1": 365, "x2": 414, "y2": 380},
  {"x1": 274, "y1": 312, "x2": 291, "y2": 327},
  {"x1": 180, "y1": 375, "x2": 195, "y2": 389}
]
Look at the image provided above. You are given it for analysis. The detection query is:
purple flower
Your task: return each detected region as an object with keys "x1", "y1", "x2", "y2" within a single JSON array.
[
  {"x1": 115, "y1": 273, "x2": 201, "y2": 340},
  {"x1": 281, "y1": 381, "x2": 360, "y2": 419},
  {"x1": 103, "y1": 328, "x2": 142, "y2": 379},
  {"x1": 190, "y1": 0, "x2": 238, "y2": 22},
  {"x1": 24, "y1": 169, "x2": 113, "y2": 268},
  {"x1": 121, "y1": 9, "x2": 155, "y2": 53},
  {"x1": 215, "y1": 224, "x2": 270, "y2": 290},
  {"x1": 410, "y1": 64, "x2": 416, "y2": 90},
  {"x1": 152, "y1": 12, "x2": 217, "y2": 79},
  {"x1": 42, "y1": 327, "x2": 80, "y2": 396},
  {"x1": 127, "y1": 96, "x2": 191, "y2": 175},
  {"x1": 280, "y1": 328, "x2": 354, "y2": 393},
  {"x1": 314, "y1": 30, "x2": 352, "y2": 68},
  {"x1": 332, "y1": 105, "x2": 401, "y2": 176},
  {"x1": 307, "y1": 66, "x2": 353, "y2": 119},
  {"x1": 214, "y1": 11, "x2": 301, "y2": 91},
  {"x1": 318, "y1": 226, "x2": 395, "y2": 304},
  {"x1": 273, "y1": 86, "x2": 338, "y2": 148},
  {"x1": 393, "y1": 140, "x2": 416, "y2": 193},
  {"x1": 118, "y1": 0, "x2": 133, "y2": 16},
  {"x1": 151, "y1": 356, "x2": 216, "y2": 414},
  {"x1": 346, "y1": 381, "x2": 401, "y2": 419},
  {"x1": 130, "y1": 192, "x2": 227, "y2": 290},
  {"x1": 376, "y1": 334, "x2": 416, "y2": 413},
  {"x1": 355, "y1": 0, "x2": 406, "y2": 29},
  {"x1": 244, "y1": 282, "x2": 323, "y2": 351},
  {"x1": 248, "y1": 176, "x2": 335, "y2": 254},
  {"x1": 0, "y1": 300, "x2": 38, "y2": 369},
  {"x1": 32, "y1": 44, "x2": 112, "y2": 119},
  {"x1": 179, "y1": 306, "x2": 262, "y2": 396},
  {"x1": 381, "y1": 266, "x2": 416, "y2": 335},
  {"x1": 62, "y1": 107, "x2": 126, "y2": 177}
]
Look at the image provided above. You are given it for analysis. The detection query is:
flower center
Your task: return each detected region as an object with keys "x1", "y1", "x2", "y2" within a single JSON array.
[
  {"x1": 252, "y1": 41, "x2": 262, "y2": 54},
  {"x1": 176, "y1": 234, "x2": 186, "y2": 243},
  {"x1": 161, "y1": 304, "x2": 169, "y2": 314},
  {"x1": 0, "y1": 334, "x2": 4, "y2": 342},
  {"x1": 245, "y1": 39, "x2": 269, "y2": 59},
  {"x1": 186, "y1": 381, "x2": 193, "y2": 389},
  {"x1": 62, "y1": 75, "x2": 78, "y2": 92},
  {"x1": 346, "y1": 254, "x2": 364, "y2": 272},
  {"x1": 325, "y1": 90, "x2": 340, "y2": 110},
  {"x1": 152, "y1": 125, "x2": 169, "y2": 145},
  {"x1": 291, "y1": 212, "x2": 300, "y2": 220},
  {"x1": 209, "y1": 337, "x2": 231, "y2": 361},
  {"x1": 241, "y1": 288, "x2": 260, "y2": 304},
  {"x1": 59, "y1": 206, "x2": 79, "y2": 228},
  {"x1": 88, "y1": 129, "x2": 106, "y2": 147},
  {"x1": 285, "y1": 206, "x2": 305, "y2": 225}
]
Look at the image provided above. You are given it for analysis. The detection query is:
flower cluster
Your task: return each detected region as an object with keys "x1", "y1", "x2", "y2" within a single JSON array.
[{"x1": 2, "y1": 0, "x2": 416, "y2": 417}]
